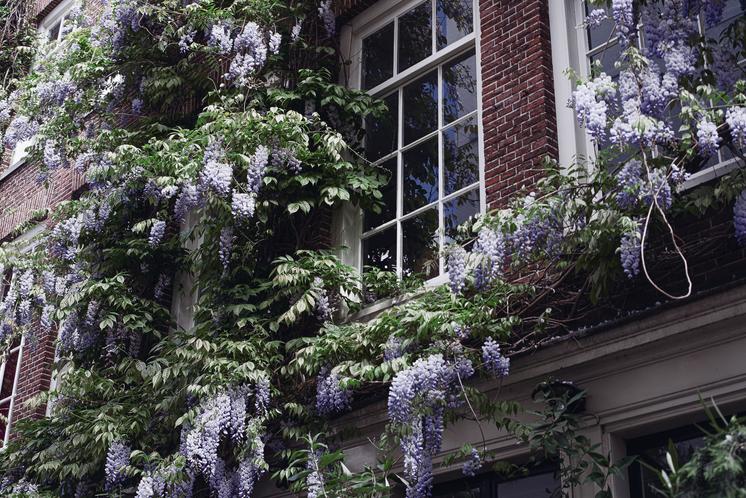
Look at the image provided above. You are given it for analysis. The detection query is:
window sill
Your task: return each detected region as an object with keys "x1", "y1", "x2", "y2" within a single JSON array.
[
  {"x1": 682, "y1": 157, "x2": 742, "y2": 190},
  {"x1": 346, "y1": 273, "x2": 449, "y2": 323}
]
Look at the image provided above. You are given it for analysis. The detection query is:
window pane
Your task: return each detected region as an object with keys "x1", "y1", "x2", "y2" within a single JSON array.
[
  {"x1": 585, "y1": 4, "x2": 614, "y2": 49},
  {"x1": 443, "y1": 51, "x2": 477, "y2": 123},
  {"x1": 497, "y1": 472, "x2": 560, "y2": 497},
  {"x1": 48, "y1": 20, "x2": 61, "y2": 42},
  {"x1": 444, "y1": 188, "x2": 479, "y2": 243},
  {"x1": 590, "y1": 42, "x2": 622, "y2": 78},
  {"x1": 402, "y1": 209, "x2": 438, "y2": 278},
  {"x1": 443, "y1": 116, "x2": 479, "y2": 195},
  {"x1": 0, "y1": 403, "x2": 8, "y2": 446},
  {"x1": 436, "y1": 0, "x2": 473, "y2": 49},
  {"x1": 403, "y1": 70, "x2": 438, "y2": 144},
  {"x1": 365, "y1": 92, "x2": 398, "y2": 161},
  {"x1": 363, "y1": 227, "x2": 397, "y2": 272},
  {"x1": 403, "y1": 136, "x2": 439, "y2": 213},
  {"x1": 365, "y1": 157, "x2": 397, "y2": 231},
  {"x1": 398, "y1": 1, "x2": 433, "y2": 72},
  {"x1": 362, "y1": 22, "x2": 395, "y2": 90},
  {"x1": 705, "y1": 0, "x2": 745, "y2": 39},
  {"x1": 0, "y1": 350, "x2": 19, "y2": 400}
]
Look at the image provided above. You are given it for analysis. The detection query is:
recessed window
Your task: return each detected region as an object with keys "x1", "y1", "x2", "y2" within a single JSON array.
[
  {"x1": 432, "y1": 469, "x2": 559, "y2": 497},
  {"x1": 361, "y1": 51, "x2": 480, "y2": 279},
  {"x1": 40, "y1": 0, "x2": 78, "y2": 44}
]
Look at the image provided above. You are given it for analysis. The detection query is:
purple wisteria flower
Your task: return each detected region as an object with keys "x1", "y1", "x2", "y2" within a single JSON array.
[
  {"x1": 306, "y1": 451, "x2": 325, "y2": 498},
  {"x1": 43, "y1": 139, "x2": 66, "y2": 170},
  {"x1": 620, "y1": 222, "x2": 641, "y2": 278},
  {"x1": 571, "y1": 73, "x2": 615, "y2": 142},
  {"x1": 174, "y1": 184, "x2": 200, "y2": 221},
  {"x1": 697, "y1": 118, "x2": 721, "y2": 157},
  {"x1": 318, "y1": 0, "x2": 336, "y2": 38},
  {"x1": 473, "y1": 227, "x2": 505, "y2": 289},
  {"x1": 447, "y1": 246, "x2": 467, "y2": 294},
  {"x1": 462, "y1": 448, "x2": 482, "y2": 477},
  {"x1": 199, "y1": 140, "x2": 233, "y2": 197},
  {"x1": 219, "y1": 227, "x2": 234, "y2": 270},
  {"x1": 105, "y1": 440, "x2": 131, "y2": 489},
  {"x1": 247, "y1": 145, "x2": 269, "y2": 194},
  {"x1": 4, "y1": 115, "x2": 38, "y2": 148},
  {"x1": 612, "y1": 0, "x2": 635, "y2": 46},
  {"x1": 231, "y1": 191, "x2": 256, "y2": 221},
  {"x1": 228, "y1": 22, "x2": 269, "y2": 86},
  {"x1": 481, "y1": 337, "x2": 509, "y2": 378},
  {"x1": 316, "y1": 369, "x2": 351, "y2": 416},
  {"x1": 313, "y1": 277, "x2": 333, "y2": 321},
  {"x1": 727, "y1": 107, "x2": 746, "y2": 147},
  {"x1": 734, "y1": 190, "x2": 746, "y2": 246},
  {"x1": 615, "y1": 160, "x2": 643, "y2": 210},
  {"x1": 148, "y1": 220, "x2": 166, "y2": 247},
  {"x1": 208, "y1": 22, "x2": 233, "y2": 55},
  {"x1": 153, "y1": 274, "x2": 171, "y2": 300},
  {"x1": 384, "y1": 335, "x2": 403, "y2": 361}
]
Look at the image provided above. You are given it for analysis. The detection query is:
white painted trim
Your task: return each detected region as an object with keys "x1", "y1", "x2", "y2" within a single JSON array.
[
  {"x1": 38, "y1": 0, "x2": 77, "y2": 41},
  {"x1": 0, "y1": 338, "x2": 24, "y2": 449},
  {"x1": 340, "y1": 0, "x2": 484, "y2": 281}
]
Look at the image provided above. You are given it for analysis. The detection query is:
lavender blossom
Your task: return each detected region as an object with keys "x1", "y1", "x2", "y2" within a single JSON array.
[
  {"x1": 231, "y1": 191, "x2": 256, "y2": 221},
  {"x1": 105, "y1": 440, "x2": 131, "y2": 489},
  {"x1": 153, "y1": 274, "x2": 171, "y2": 300},
  {"x1": 318, "y1": 0, "x2": 336, "y2": 38},
  {"x1": 179, "y1": 30, "x2": 195, "y2": 53},
  {"x1": 697, "y1": 118, "x2": 721, "y2": 157},
  {"x1": 727, "y1": 107, "x2": 746, "y2": 147},
  {"x1": 4, "y1": 115, "x2": 38, "y2": 148},
  {"x1": 199, "y1": 141, "x2": 233, "y2": 197},
  {"x1": 268, "y1": 31, "x2": 281, "y2": 54},
  {"x1": 18, "y1": 270, "x2": 34, "y2": 298},
  {"x1": 620, "y1": 223, "x2": 641, "y2": 278},
  {"x1": 447, "y1": 246, "x2": 467, "y2": 294},
  {"x1": 615, "y1": 160, "x2": 643, "y2": 210},
  {"x1": 316, "y1": 369, "x2": 351, "y2": 416},
  {"x1": 571, "y1": 74, "x2": 615, "y2": 141},
  {"x1": 462, "y1": 448, "x2": 482, "y2": 477},
  {"x1": 219, "y1": 227, "x2": 234, "y2": 270},
  {"x1": 734, "y1": 190, "x2": 746, "y2": 246},
  {"x1": 247, "y1": 145, "x2": 269, "y2": 194},
  {"x1": 473, "y1": 227, "x2": 505, "y2": 289},
  {"x1": 585, "y1": 8, "x2": 608, "y2": 27},
  {"x1": 208, "y1": 22, "x2": 233, "y2": 55},
  {"x1": 313, "y1": 277, "x2": 333, "y2": 321},
  {"x1": 383, "y1": 335, "x2": 403, "y2": 361},
  {"x1": 174, "y1": 184, "x2": 200, "y2": 221},
  {"x1": 254, "y1": 376, "x2": 270, "y2": 415},
  {"x1": 306, "y1": 451, "x2": 325, "y2": 498},
  {"x1": 612, "y1": 0, "x2": 635, "y2": 46},
  {"x1": 481, "y1": 337, "x2": 509, "y2": 378},
  {"x1": 148, "y1": 220, "x2": 166, "y2": 247}
]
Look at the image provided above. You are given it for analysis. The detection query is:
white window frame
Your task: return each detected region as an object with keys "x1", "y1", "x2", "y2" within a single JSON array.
[
  {"x1": 552, "y1": 0, "x2": 746, "y2": 187},
  {"x1": 338, "y1": 0, "x2": 486, "y2": 284},
  {"x1": 39, "y1": 0, "x2": 77, "y2": 44}
]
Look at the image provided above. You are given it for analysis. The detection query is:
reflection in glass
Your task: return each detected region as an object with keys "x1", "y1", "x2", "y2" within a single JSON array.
[
  {"x1": 497, "y1": 472, "x2": 560, "y2": 497},
  {"x1": 436, "y1": 0, "x2": 473, "y2": 49},
  {"x1": 705, "y1": 0, "x2": 745, "y2": 40},
  {"x1": 0, "y1": 350, "x2": 18, "y2": 399},
  {"x1": 398, "y1": 1, "x2": 433, "y2": 72},
  {"x1": 402, "y1": 209, "x2": 438, "y2": 278},
  {"x1": 444, "y1": 188, "x2": 479, "y2": 243},
  {"x1": 590, "y1": 42, "x2": 622, "y2": 79},
  {"x1": 365, "y1": 92, "x2": 398, "y2": 161},
  {"x1": 365, "y1": 157, "x2": 397, "y2": 231},
  {"x1": 443, "y1": 116, "x2": 479, "y2": 194},
  {"x1": 362, "y1": 22, "x2": 395, "y2": 90},
  {"x1": 443, "y1": 51, "x2": 477, "y2": 123},
  {"x1": 403, "y1": 137, "x2": 439, "y2": 213},
  {"x1": 403, "y1": 70, "x2": 438, "y2": 144},
  {"x1": 363, "y1": 227, "x2": 397, "y2": 272},
  {"x1": 585, "y1": 4, "x2": 614, "y2": 49}
]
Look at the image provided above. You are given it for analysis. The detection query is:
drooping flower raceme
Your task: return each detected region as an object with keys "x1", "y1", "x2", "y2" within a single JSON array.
[
  {"x1": 148, "y1": 220, "x2": 166, "y2": 247},
  {"x1": 318, "y1": 0, "x2": 336, "y2": 38},
  {"x1": 388, "y1": 354, "x2": 474, "y2": 498},
  {"x1": 612, "y1": 0, "x2": 635, "y2": 46},
  {"x1": 316, "y1": 369, "x2": 351, "y2": 416},
  {"x1": 199, "y1": 140, "x2": 233, "y2": 197},
  {"x1": 620, "y1": 222, "x2": 642, "y2": 278},
  {"x1": 447, "y1": 246, "x2": 468, "y2": 294},
  {"x1": 247, "y1": 145, "x2": 269, "y2": 194},
  {"x1": 481, "y1": 337, "x2": 510, "y2": 378},
  {"x1": 697, "y1": 118, "x2": 721, "y2": 157},
  {"x1": 727, "y1": 107, "x2": 746, "y2": 147},
  {"x1": 231, "y1": 191, "x2": 256, "y2": 221},
  {"x1": 473, "y1": 227, "x2": 505, "y2": 289},
  {"x1": 571, "y1": 73, "x2": 616, "y2": 142},
  {"x1": 219, "y1": 227, "x2": 234, "y2": 270},
  {"x1": 105, "y1": 440, "x2": 131, "y2": 489},
  {"x1": 734, "y1": 190, "x2": 746, "y2": 246},
  {"x1": 462, "y1": 448, "x2": 482, "y2": 477}
]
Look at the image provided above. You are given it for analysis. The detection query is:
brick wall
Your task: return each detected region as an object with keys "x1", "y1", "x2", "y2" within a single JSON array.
[{"x1": 479, "y1": 0, "x2": 557, "y2": 207}]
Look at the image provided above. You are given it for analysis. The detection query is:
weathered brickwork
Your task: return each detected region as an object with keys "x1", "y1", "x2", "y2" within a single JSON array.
[{"x1": 479, "y1": 0, "x2": 557, "y2": 207}]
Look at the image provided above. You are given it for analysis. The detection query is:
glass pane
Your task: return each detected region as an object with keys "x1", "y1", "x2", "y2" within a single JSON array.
[
  {"x1": 403, "y1": 136, "x2": 439, "y2": 213},
  {"x1": 444, "y1": 188, "x2": 479, "y2": 243},
  {"x1": 705, "y1": 0, "x2": 745, "y2": 38},
  {"x1": 48, "y1": 20, "x2": 61, "y2": 42},
  {"x1": 0, "y1": 350, "x2": 19, "y2": 400},
  {"x1": 365, "y1": 157, "x2": 397, "y2": 231},
  {"x1": 403, "y1": 70, "x2": 438, "y2": 145},
  {"x1": 362, "y1": 22, "x2": 395, "y2": 90},
  {"x1": 443, "y1": 116, "x2": 479, "y2": 195},
  {"x1": 365, "y1": 92, "x2": 398, "y2": 161},
  {"x1": 402, "y1": 209, "x2": 439, "y2": 278},
  {"x1": 443, "y1": 51, "x2": 477, "y2": 124},
  {"x1": 363, "y1": 227, "x2": 397, "y2": 272},
  {"x1": 585, "y1": 4, "x2": 614, "y2": 49},
  {"x1": 436, "y1": 0, "x2": 473, "y2": 49},
  {"x1": 497, "y1": 472, "x2": 560, "y2": 497},
  {"x1": 590, "y1": 41, "x2": 622, "y2": 79},
  {"x1": 398, "y1": 1, "x2": 433, "y2": 72}
]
